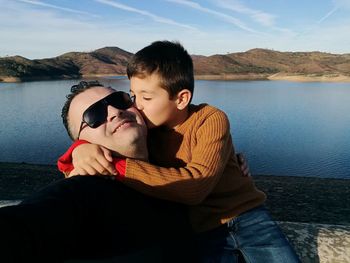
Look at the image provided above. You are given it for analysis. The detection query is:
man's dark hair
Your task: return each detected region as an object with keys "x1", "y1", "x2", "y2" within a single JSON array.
[
  {"x1": 127, "y1": 41, "x2": 194, "y2": 101},
  {"x1": 62, "y1": 80, "x2": 104, "y2": 140}
]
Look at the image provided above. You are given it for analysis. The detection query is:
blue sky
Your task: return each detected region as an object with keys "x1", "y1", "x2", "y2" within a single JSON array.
[{"x1": 1, "y1": 0, "x2": 350, "y2": 59}]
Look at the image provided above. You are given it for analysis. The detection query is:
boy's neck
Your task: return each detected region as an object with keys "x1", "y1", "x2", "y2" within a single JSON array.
[{"x1": 165, "y1": 106, "x2": 190, "y2": 130}]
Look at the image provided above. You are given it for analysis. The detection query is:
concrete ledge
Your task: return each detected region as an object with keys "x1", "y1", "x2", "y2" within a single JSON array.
[
  {"x1": 278, "y1": 221, "x2": 350, "y2": 263},
  {"x1": 0, "y1": 200, "x2": 21, "y2": 207}
]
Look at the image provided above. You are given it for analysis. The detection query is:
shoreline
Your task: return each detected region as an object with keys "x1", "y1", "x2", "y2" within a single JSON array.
[
  {"x1": 2, "y1": 73, "x2": 350, "y2": 83},
  {"x1": 195, "y1": 73, "x2": 350, "y2": 82},
  {"x1": 0, "y1": 162, "x2": 349, "y2": 225}
]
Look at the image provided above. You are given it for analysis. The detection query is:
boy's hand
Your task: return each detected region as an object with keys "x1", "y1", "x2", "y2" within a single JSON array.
[
  {"x1": 71, "y1": 143, "x2": 117, "y2": 176},
  {"x1": 237, "y1": 153, "x2": 251, "y2": 177}
]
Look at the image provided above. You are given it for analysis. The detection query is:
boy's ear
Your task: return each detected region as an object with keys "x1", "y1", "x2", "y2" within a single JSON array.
[{"x1": 176, "y1": 89, "x2": 192, "y2": 110}]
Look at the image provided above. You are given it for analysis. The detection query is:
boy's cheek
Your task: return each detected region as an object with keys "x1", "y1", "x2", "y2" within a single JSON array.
[
  {"x1": 127, "y1": 107, "x2": 146, "y2": 126},
  {"x1": 138, "y1": 110, "x2": 154, "y2": 128}
]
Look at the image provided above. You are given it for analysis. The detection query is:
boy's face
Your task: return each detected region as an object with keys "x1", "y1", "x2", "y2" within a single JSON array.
[{"x1": 130, "y1": 73, "x2": 180, "y2": 129}]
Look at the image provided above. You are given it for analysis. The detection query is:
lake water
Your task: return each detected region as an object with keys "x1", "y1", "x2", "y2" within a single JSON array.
[{"x1": 0, "y1": 78, "x2": 349, "y2": 179}]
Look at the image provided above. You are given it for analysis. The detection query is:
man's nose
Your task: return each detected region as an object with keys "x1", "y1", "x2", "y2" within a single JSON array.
[{"x1": 106, "y1": 105, "x2": 123, "y2": 122}]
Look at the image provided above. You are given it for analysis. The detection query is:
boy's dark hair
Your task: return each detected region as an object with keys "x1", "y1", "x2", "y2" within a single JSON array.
[
  {"x1": 127, "y1": 41, "x2": 194, "y2": 101},
  {"x1": 61, "y1": 80, "x2": 104, "y2": 140}
]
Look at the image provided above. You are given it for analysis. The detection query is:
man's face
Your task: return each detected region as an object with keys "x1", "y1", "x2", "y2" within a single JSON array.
[
  {"x1": 68, "y1": 87, "x2": 147, "y2": 156},
  {"x1": 130, "y1": 73, "x2": 179, "y2": 129}
]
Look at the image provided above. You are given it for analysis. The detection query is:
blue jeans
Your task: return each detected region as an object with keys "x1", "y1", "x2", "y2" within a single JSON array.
[{"x1": 195, "y1": 206, "x2": 301, "y2": 263}]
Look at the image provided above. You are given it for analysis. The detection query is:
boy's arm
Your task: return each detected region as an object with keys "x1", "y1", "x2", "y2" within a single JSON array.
[
  {"x1": 121, "y1": 110, "x2": 235, "y2": 205},
  {"x1": 57, "y1": 141, "x2": 117, "y2": 177},
  {"x1": 57, "y1": 140, "x2": 90, "y2": 176}
]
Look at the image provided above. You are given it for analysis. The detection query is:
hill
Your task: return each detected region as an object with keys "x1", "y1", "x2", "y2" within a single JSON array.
[
  {"x1": 192, "y1": 49, "x2": 350, "y2": 81},
  {"x1": 0, "y1": 47, "x2": 132, "y2": 82},
  {"x1": 1, "y1": 47, "x2": 350, "y2": 82}
]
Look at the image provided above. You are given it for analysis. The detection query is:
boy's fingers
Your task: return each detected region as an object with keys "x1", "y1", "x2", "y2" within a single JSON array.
[
  {"x1": 242, "y1": 167, "x2": 251, "y2": 177},
  {"x1": 236, "y1": 153, "x2": 251, "y2": 177},
  {"x1": 97, "y1": 156, "x2": 117, "y2": 175},
  {"x1": 91, "y1": 161, "x2": 110, "y2": 175},
  {"x1": 83, "y1": 165, "x2": 100, "y2": 176},
  {"x1": 69, "y1": 168, "x2": 87, "y2": 177},
  {"x1": 101, "y1": 147, "x2": 113, "y2": 162},
  {"x1": 67, "y1": 169, "x2": 77, "y2": 178},
  {"x1": 241, "y1": 163, "x2": 248, "y2": 174},
  {"x1": 236, "y1": 153, "x2": 244, "y2": 164}
]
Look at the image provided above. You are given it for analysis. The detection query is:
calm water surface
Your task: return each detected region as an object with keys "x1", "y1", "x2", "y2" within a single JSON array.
[{"x1": 0, "y1": 78, "x2": 349, "y2": 179}]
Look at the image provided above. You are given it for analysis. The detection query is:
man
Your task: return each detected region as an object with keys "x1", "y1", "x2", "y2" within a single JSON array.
[{"x1": 0, "y1": 82, "x2": 193, "y2": 262}]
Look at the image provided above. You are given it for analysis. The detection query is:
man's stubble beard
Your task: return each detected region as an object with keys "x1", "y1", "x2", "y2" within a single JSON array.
[{"x1": 110, "y1": 129, "x2": 149, "y2": 161}]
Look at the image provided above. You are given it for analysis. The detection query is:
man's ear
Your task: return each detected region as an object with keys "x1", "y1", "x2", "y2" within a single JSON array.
[{"x1": 176, "y1": 89, "x2": 192, "y2": 110}]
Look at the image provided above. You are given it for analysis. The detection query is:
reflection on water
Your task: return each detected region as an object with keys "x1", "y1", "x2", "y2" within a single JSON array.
[{"x1": 0, "y1": 78, "x2": 349, "y2": 179}]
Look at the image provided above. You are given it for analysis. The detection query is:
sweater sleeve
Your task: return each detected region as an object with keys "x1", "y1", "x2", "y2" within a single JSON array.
[{"x1": 123, "y1": 110, "x2": 234, "y2": 205}]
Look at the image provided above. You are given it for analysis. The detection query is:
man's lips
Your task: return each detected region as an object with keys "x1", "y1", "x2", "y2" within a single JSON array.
[{"x1": 112, "y1": 119, "x2": 136, "y2": 133}]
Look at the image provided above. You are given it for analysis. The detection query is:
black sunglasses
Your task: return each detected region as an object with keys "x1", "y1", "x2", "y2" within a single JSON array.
[{"x1": 77, "y1": 91, "x2": 133, "y2": 139}]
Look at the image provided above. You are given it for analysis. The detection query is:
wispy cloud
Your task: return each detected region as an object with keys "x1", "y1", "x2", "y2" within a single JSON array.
[
  {"x1": 166, "y1": 0, "x2": 257, "y2": 33},
  {"x1": 212, "y1": 0, "x2": 294, "y2": 36},
  {"x1": 17, "y1": 0, "x2": 100, "y2": 17},
  {"x1": 213, "y1": 0, "x2": 276, "y2": 27},
  {"x1": 317, "y1": 6, "x2": 338, "y2": 23},
  {"x1": 318, "y1": 0, "x2": 350, "y2": 23},
  {"x1": 94, "y1": 0, "x2": 197, "y2": 30}
]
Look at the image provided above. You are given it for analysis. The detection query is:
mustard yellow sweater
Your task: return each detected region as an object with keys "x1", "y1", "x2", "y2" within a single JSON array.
[{"x1": 124, "y1": 104, "x2": 266, "y2": 233}]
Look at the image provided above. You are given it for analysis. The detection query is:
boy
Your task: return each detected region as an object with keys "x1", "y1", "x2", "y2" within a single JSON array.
[{"x1": 59, "y1": 41, "x2": 300, "y2": 262}]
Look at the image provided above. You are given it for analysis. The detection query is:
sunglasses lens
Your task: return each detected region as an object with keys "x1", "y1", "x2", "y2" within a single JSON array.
[
  {"x1": 83, "y1": 103, "x2": 106, "y2": 128},
  {"x1": 81, "y1": 92, "x2": 133, "y2": 130},
  {"x1": 108, "y1": 92, "x2": 133, "y2": 109}
]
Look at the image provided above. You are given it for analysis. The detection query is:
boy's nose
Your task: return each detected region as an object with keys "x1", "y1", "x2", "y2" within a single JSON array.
[{"x1": 134, "y1": 98, "x2": 143, "y2": 111}]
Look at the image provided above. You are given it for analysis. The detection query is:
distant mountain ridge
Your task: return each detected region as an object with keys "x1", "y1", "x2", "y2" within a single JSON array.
[
  {"x1": 0, "y1": 47, "x2": 132, "y2": 82},
  {"x1": 1, "y1": 47, "x2": 350, "y2": 82}
]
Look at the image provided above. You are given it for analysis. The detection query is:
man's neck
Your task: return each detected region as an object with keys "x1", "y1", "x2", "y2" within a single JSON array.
[{"x1": 112, "y1": 139, "x2": 149, "y2": 161}]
